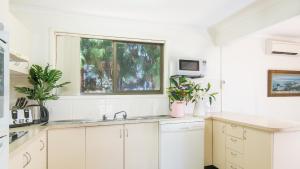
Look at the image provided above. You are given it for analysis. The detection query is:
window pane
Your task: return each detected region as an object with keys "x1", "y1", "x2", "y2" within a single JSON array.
[
  {"x1": 80, "y1": 38, "x2": 113, "y2": 94},
  {"x1": 116, "y1": 42, "x2": 162, "y2": 92}
]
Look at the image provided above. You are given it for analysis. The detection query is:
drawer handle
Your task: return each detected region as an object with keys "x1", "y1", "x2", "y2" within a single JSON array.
[
  {"x1": 230, "y1": 151, "x2": 238, "y2": 157},
  {"x1": 230, "y1": 124, "x2": 238, "y2": 128},
  {"x1": 230, "y1": 165, "x2": 237, "y2": 169},
  {"x1": 40, "y1": 140, "x2": 45, "y2": 151},
  {"x1": 119, "y1": 129, "x2": 122, "y2": 139},
  {"x1": 230, "y1": 137, "x2": 237, "y2": 142}
]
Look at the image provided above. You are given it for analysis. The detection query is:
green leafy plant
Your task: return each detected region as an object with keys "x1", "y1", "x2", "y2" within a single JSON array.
[
  {"x1": 193, "y1": 83, "x2": 218, "y2": 106},
  {"x1": 167, "y1": 76, "x2": 196, "y2": 104},
  {"x1": 15, "y1": 64, "x2": 70, "y2": 106},
  {"x1": 167, "y1": 76, "x2": 217, "y2": 105}
]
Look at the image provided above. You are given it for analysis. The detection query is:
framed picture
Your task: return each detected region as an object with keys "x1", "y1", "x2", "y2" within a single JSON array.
[{"x1": 268, "y1": 70, "x2": 300, "y2": 97}]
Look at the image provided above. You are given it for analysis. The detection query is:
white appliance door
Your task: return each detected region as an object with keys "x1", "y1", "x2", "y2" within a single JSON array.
[
  {"x1": 0, "y1": 135, "x2": 8, "y2": 169},
  {"x1": 0, "y1": 31, "x2": 9, "y2": 169},
  {"x1": 160, "y1": 122, "x2": 204, "y2": 169}
]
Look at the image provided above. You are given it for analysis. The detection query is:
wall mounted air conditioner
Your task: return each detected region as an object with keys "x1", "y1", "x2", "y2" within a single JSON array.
[{"x1": 266, "y1": 40, "x2": 300, "y2": 56}]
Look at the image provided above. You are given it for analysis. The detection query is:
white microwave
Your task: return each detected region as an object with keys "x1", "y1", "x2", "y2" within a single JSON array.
[{"x1": 176, "y1": 58, "x2": 206, "y2": 77}]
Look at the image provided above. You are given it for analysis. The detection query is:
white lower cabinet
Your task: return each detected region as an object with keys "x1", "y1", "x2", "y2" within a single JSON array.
[
  {"x1": 11, "y1": 123, "x2": 158, "y2": 169},
  {"x1": 212, "y1": 120, "x2": 272, "y2": 169},
  {"x1": 212, "y1": 120, "x2": 226, "y2": 169},
  {"x1": 243, "y1": 127, "x2": 272, "y2": 169},
  {"x1": 48, "y1": 128, "x2": 85, "y2": 169},
  {"x1": 86, "y1": 125, "x2": 124, "y2": 169},
  {"x1": 86, "y1": 122, "x2": 159, "y2": 169},
  {"x1": 124, "y1": 123, "x2": 159, "y2": 169},
  {"x1": 9, "y1": 132, "x2": 47, "y2": 169}
]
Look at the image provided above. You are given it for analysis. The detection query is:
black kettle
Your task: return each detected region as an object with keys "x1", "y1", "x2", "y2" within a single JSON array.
[{"x1": 27, "y1": 105, "x2": 49, "y2": 124}]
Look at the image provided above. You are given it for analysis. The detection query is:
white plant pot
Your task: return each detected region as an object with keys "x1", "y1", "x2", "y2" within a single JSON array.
[
  {"x1": 193, "y1": 101, "x2": 206, "y2": 117},
  {"x1": 170, "y1": 101, "x2": 185, "y2": 118},
  {"x1": 184, "y1": 102, "x2": 195, "y2": 115}
]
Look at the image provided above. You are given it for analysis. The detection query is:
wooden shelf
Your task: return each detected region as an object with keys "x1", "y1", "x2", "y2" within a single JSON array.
[
  {"x1": 10, "y1": 50, "x2": 29, "y2": 62},
  {"x1": 9, "y1": 62, "x2": 29, "y2": 76},
  {"x1": 170, "y1": 74, "x2": 204, "y2": 79},
  {"x1": 9, "y1": 49, "x2": 30, "y2": 76}
]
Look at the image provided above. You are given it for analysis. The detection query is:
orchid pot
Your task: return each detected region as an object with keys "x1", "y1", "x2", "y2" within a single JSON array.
[{"x1": 170, "y1": 101, "x2": 186, "y2": 118}]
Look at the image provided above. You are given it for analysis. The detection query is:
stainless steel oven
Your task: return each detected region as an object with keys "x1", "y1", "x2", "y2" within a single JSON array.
[{"x1": 0, "y1": 23, "x2": 9, "y2": 169}]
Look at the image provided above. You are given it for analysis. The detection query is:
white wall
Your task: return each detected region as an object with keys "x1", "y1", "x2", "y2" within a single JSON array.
[
  {"x1": 10, "y1": 8, "x2": 221, "y2": 121},
  {"x1": 8, "y1": 14, "x2": 32, "y2": 57},
  {"x1": 0, "y1": 0, "x2": 32, "y2": 56},
  {"x1": 0, "y1": 0, "x2": 9, "y2": 29},
  {"x1": 221, "y1": 35, "x2": 300, "y2": 121},
  {"x1": 1, "y1": 6, "x2": 33, "y2": 107}
]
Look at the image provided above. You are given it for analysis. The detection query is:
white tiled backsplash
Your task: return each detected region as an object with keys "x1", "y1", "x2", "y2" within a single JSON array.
[{"x1": 46, "y1": 95, "x2": 170, "y2": 121}]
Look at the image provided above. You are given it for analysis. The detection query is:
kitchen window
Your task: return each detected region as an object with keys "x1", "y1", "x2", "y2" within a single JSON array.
[{"x1": 56, "y1": 33, "x2": 164, "y2": 95}]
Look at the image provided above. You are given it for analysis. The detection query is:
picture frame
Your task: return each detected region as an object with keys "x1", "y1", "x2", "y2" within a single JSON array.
[{"x1": 268, "y1": 70, "x2": 300, "y2": 97}]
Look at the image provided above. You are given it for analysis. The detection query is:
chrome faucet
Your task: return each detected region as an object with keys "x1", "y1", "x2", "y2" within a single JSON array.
[{"x1": 113, "y1": 111, "x2": 127, "y2": 120}]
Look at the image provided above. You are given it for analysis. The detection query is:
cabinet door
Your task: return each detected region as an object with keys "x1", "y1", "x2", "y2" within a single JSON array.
[
  {"x1": 205, "y1": 119, "x2": 213, "y2": 166},
  {"x1": 86, "y1": 125, "x2": 124, "y2": 169},
  {"x1": 243, "y1": 127, "x2": 272, "y2": 169},
  {"x1": 124, "y1": 122, "x2": 159, "y2": 169},
  {"x1": 9, "y1": 151, "x2": 27, "y2": 169},
  {"x1": 32, "y1": 132, "x2": 47, "y2": 169},
  {"x1": 213, "y1": 120, "x2": 226, "y2": 169},
  {"x1": 48, "y1": 128, "x2": 85, "y2": 169},
  {"x1": 9, "y1": 132, "x2": 47, "y2": 169}
]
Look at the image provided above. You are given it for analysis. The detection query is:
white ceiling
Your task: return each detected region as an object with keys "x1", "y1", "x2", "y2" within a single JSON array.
[
  {"x1": 257, "y1": 15, "x2": 300, "y2": 39},
  {"x1": 10, "y1": 0, "x2": 255, "y2": 27}
]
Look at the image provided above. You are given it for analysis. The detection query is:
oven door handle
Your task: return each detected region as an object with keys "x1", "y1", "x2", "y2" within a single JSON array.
[
  {"x1": 0, "y1": 135, "x2": 7, "y2": 149},
  {"x1": 0, "y1": 135, "x2": 7, "y2": 139},
  {"x1": 0, "y1": 38, "x2": 7, "y2": 44}
]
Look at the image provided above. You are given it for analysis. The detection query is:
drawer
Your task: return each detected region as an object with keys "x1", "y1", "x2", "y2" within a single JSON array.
[
  {"x1": 226, "y1": 136, "x2": 244, "y2": 153},
  {"x1": 226, "y1": 149, "x2": 244, "y2": 166},
  {"x1": 226, "y1": 162, "x2": 243, "y2": 169},
  {"x1": 226, "y1": 123, "x2": 244, "y2": 139}
]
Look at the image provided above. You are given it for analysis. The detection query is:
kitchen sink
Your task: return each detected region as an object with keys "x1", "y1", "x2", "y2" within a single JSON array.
[
  {"x1": 127, "y1": 115, "x2": 170, "y2": 120},
  {"x1": 45, "y1": 115, "x2": 171, "y2": 125}
]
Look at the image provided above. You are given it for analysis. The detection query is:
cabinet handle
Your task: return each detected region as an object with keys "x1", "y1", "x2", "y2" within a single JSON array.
[
  {"x1": 231, "y1": 124, "x2": 238, "y2": 128},
  {"x1": 119, "y1": 129, "x2": 122, "y2": 139},
  {"x1": 23, "y1": 154, "x2": 29, "y2": 168},
  {"x1": 222, "y1": 125, "x2": 225, "y2": 134},
  {"x1": 230, "y1": 165, "x2": 237, "y2": 169},
  {"x1": 125, "y1": 128, "x2": 128, "y2": 137},
  {"x1": 26, "y1": 152, "x2": 32, "y2": 165},
  {"x1": 230, "y1": 151, "x2": 238, "y2": 157},
  {"x1": 230, "y1": 137, "x2": 237, "y2": 142},
  {"x1": 243, "y1": 129, "x2": 247, "y2": 140},
  {"x1": 40, "y1": 140, "x2": 45, "y2": 151}
]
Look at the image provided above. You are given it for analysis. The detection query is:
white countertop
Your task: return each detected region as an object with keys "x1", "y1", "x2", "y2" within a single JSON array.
[
  {"x1": 9, "y1": 115, "x2": 203, "y2": 157},
  {"x1": 9, "y1": 112, "x2": 300, "y2": 158},
  {"x1": 208, "y1": 112, "x2": 300, "y2": 132}
]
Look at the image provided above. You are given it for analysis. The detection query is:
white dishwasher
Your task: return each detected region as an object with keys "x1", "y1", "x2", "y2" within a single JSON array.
[{"x1": 160, "y1": 120, "x2": 204, "y2": 169}]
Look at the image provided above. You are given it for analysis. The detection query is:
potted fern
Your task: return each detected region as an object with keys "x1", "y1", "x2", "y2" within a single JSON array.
[{"x1": 15, "y1": 64, "x2": 70, "y2": 123}]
